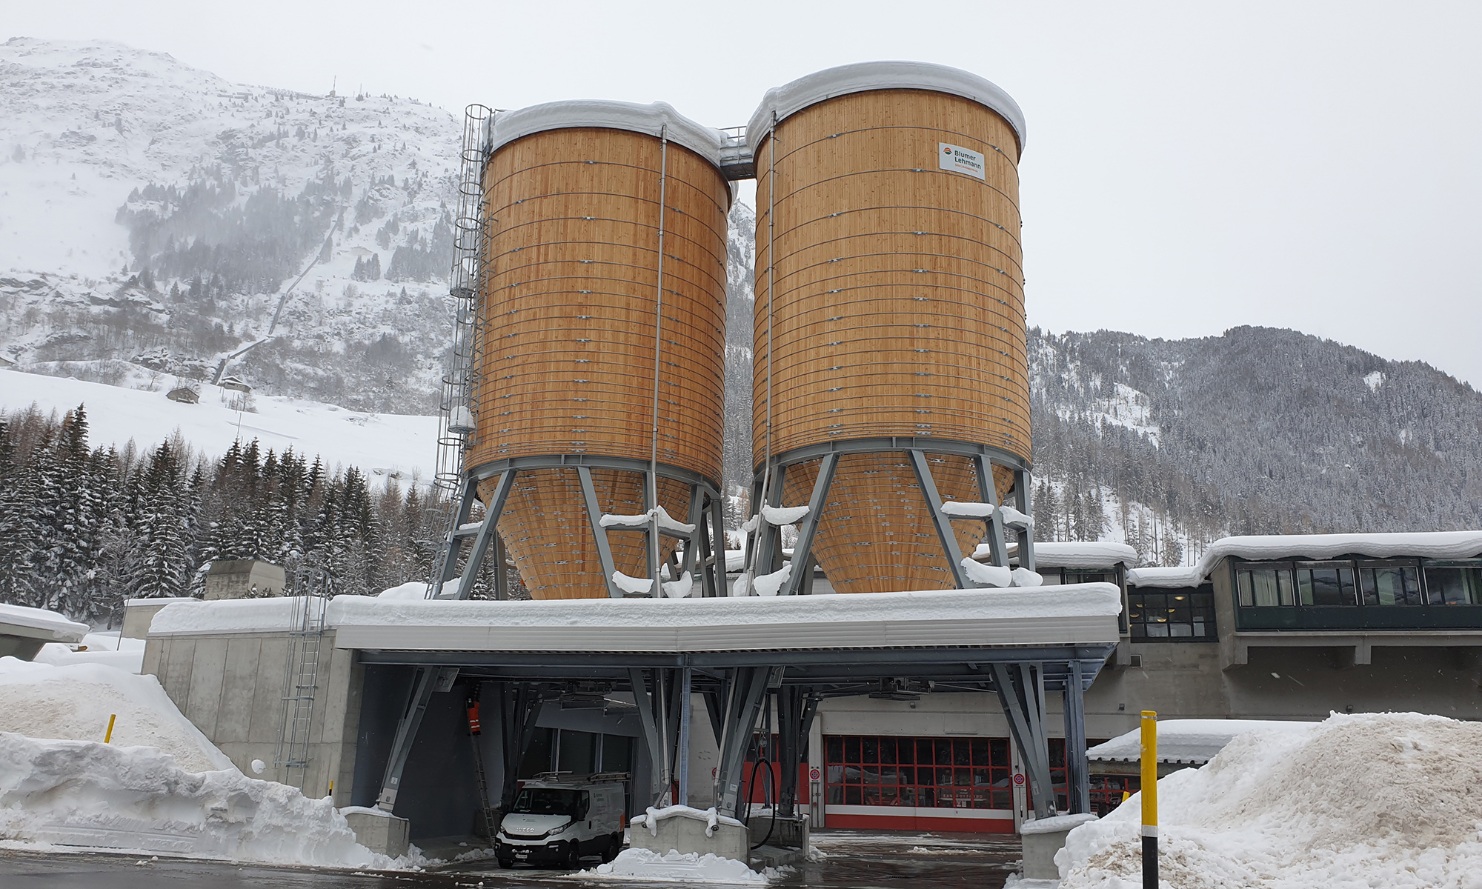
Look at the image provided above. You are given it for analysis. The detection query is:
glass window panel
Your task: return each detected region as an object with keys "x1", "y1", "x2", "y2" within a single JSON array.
[
  {"x1": 1276, "y1": 569, "x2": 1295, "y2": 606},
  {"x1": 1426, "y1": 566, "x2": 1481, "y2": 605},
  {"x1": 935, "y1": 739, "x2": 953, "y2": 763},
  {"x1": 826, "y1": 736, "x2": 843, "y2": 760},
  {"x1": 1237, "y1": 571, "x2": 1255, "y2": 607},
  {"x1": 916, "y1": 738, "x2": 935, "y2": 766},
  {"x1": 861, "y1": 738, "x2": 878, "y2": 764}
]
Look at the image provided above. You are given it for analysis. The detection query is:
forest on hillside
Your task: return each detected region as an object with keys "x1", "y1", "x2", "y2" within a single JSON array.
[{"x1": 0, "y1": 404, "x2": 485, "y2": 626}]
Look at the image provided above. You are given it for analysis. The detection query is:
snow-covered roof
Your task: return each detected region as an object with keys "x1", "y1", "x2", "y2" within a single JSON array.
[
  {"x1": 747, "y1": 61, "x2": 1027, "y2": 154},
  {"x1": 0, "y1": 603, "x2": 89, "y2": 643},
  {"x1": 489, "y1": 100, "x2": 728, "y2": 168},
  {"x1": 149, "y1": 585, "x2": 1123, "y2": 654},
  {"x1": 1126, "y1": 565, "x2": 1206, "y2": 589},
  {"x1": 1140, "y1": 530, "x2": 1482, "y2": 588},
  {"x1": 1087, "y1": 719, "x2": 1316, "y2": 765},
  {"x1": 1028, "y1": 541, "x2": 1138, "y2": 570}
]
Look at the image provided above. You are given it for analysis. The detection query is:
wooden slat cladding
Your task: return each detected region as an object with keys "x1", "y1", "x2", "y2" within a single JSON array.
[
  {"x1": 467, "y1": 127, "x2": 730, "y2": 482},
  {"x1": 754, "y1": 87, "x2": 1029, "y2": 594},
  {"x1": 465, "y1": 126, "x2": 728, "y2": 599},
  {"x1": 753, "y1": 90, "x2": 1029, "y2": 461},
  {"x1": 479, "y1": 470, "x2": 690, "y2": 600}
]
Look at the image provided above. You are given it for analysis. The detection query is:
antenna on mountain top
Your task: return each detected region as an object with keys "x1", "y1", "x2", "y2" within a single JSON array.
[{"x1": 329, "y1": 76, "x2": 336, "y2": 98}]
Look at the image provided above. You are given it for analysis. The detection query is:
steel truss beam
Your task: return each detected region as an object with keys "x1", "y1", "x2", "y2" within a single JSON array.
[
  {"x1": 745, "y1": 438, "x2": 1032, "y2": 593},
  {"x1": 991, "y1": 662, "x2": 1054, "y2": 819}
]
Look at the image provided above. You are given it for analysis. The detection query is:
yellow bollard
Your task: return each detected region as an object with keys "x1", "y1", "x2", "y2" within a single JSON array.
[
  {"x1": 1141, "y1": 710, "x2": 1158, "y2": 889},
  {"x1": 104, "y1": 713, "x2": 117, "y2": 744}
]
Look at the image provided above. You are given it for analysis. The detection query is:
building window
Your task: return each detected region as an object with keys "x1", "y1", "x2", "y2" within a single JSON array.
[
  {"x1": 824, "y1": 735, "x2": 1012, "y2": 809},
  {"x1": 1424, "y1": 562, "x2": 1482, "y2": 605},
  {"x1": 1357, "y1": 561, "x2": 1424, "y2": 606},
  {"x1": 1128, "y1": 586, "x2": 1216, "y2": 639},
  {"x1": 1236, "y1": 563, "x2": 1296, "y2": 607},
  {"x1": 1295, "y1": 561, "x2": 1358, "y2": 606}
]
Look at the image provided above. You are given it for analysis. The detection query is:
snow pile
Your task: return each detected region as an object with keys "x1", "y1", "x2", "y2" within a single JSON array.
[
  {"x1": 0, "y1": 732, "x2": 404, "y2": 868},
  {"x1": 32, "y1": 632, "x2": 146, "y2": 672},
  {"x1": 0, "y1": 658, "x2": 231, "y2": 772},
  {"x1": 0, "y1": 603, "x2": 89, "y2": 642},
  {"x1": 1059, "y1": 713, "x2": 1482, "y2": 888},
  {"x1": 584, "y1": 848, "x2": 768, "y2": 884},
  {"x1": 0, "y1": 658, "x2": 421, "y2": 869},
  {"x1": 631, "y1": 804, "x2": 742, "y2": 838}
]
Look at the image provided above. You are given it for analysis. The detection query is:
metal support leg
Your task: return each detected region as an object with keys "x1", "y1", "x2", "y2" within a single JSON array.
[
  {"x1": 578, "y1": 466, "x2": 624, "y2": 599},
  {"x1": 910, "y1": 449, "x2": 969, "y2": 588},
  {"x1": 430, "y1": 477, "x2": 481, "y2": 598},
  {"x1": 776, "y1": 685, "x2": 814, "y2": 818},
  {"x1": 782, "y1": 453, "x2": 837, "y2": 596},
  {"x1": 715, "y1": 667, "x2": 772, "y2": 817},
  {"x1": 498, "y1": 682, "x2": 544, "y2": 809},
  {"x1": 451, "y1": 470, "x2": 514, "y2": 601},
  {"x1": 376, "y1": 665, "x2": 458, "y2": 810},
  {"x1": 992, "y1": 662, "x2": 1055, "y2": 818},
  {"x1": 750, "y1": 463, "x2": 788, "y2": 581},
  {"x1": 629, "y1": 668, "x2": 674, "y2": 806},
  {"x1": 677, "y1": 667, "x2": 693, "y2": 805},
  {"x1": 974, "y1": 453, "x2": 1010, "y2": 569},
  {"x1": 1015, "y1": 467, "x2": 1036, "y2": 571},
  {"x1": 1063, "y1": 660, "x2": 1090, "y2": 815},
  {"x1": 709, "y1": 494, "x2": 728, "y2": 597}
]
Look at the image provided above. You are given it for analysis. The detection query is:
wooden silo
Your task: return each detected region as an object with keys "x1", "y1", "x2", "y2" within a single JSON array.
[
  {"x1": 748, "y1": 63, "x2": 1032, "y2": 594},
  {"x1": 463, "y1": 101, "x2": 731, "y2": 600}
]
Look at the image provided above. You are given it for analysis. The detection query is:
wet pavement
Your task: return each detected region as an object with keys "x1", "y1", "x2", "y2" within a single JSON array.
[{"x1": 0, "y1": 831, "x2": 1023, "y2": 888}]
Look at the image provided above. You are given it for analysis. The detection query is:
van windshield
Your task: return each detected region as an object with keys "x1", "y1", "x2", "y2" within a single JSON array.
[{"x1": 511, "y1": 788, "x2": 581, "y2": 817}]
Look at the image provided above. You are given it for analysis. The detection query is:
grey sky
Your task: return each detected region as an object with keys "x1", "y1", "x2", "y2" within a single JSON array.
[{"x1": 9, "y1": 1, "x2": 1481, "y2": 388}]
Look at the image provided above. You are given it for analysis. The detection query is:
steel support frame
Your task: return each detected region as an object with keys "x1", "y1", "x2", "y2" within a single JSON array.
[
  {"x1": 991, "y1": 662, "x2": 1055, "y2": 819},
  {"x1": 713, "y1": 666, "x2": 775, "y2": 818},
  {"x1": 747, "y1": 438, "x2": 1032, "y2": 593},
  {"x1": 1063, "y1": 659, "x2": 1090, "y2": 815},
  {"x1": 775, "y1": 686, "x2": 819, "y2": 817},
  {"x1": 496, "y1": 681, "x2": 544, "y2": 809},
  {"x1": 375, "y1": 665, "x2": 459, "y2": 810},
  {"x1": 431, "y1": 454, "x2": 725, "y2": 601}
]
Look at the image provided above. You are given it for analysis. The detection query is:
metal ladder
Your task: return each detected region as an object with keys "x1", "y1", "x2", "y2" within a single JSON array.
[{"x1": 276, "y1": 569, "x2": 332, "y2": 790}]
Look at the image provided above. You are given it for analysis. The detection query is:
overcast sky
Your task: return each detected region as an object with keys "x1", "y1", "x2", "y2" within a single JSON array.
[{"x1": 9, "y1": 1, "x2": 1481, "y2": 388}]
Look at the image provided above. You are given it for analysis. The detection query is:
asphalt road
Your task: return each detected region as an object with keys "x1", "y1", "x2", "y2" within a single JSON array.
[{"x1": 0, "y1": 832, "x2": 1022, "y2": 889}]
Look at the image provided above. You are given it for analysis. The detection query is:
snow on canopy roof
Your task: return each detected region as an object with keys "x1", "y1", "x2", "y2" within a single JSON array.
[
  {"x1": 747, "y1": 61, "x2": 1027, "y2": 155},
  {"x1": 149, "y1": 585, "x2": 1123, "y2": 654},
  {"x1": 1031, "y1": 541, "x2": 1138, "y2": 570},
  {"x1": 1126, "y1": 565, "x2": 1205, "y2": 589},
  {"x1": 1087, "y1": 719, "x2": 1316, "y2": 765},
  {"x1": 489, "y1": 99, "x2": 728, "y2": 167},
  {"x1": 0, "y1": 603, "x2": 88, "y2": 642}
]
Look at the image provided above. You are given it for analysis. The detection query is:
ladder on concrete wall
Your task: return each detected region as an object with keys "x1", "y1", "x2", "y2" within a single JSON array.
[{"x1": 276, "y1": 570, "x2": 332, "y2": 790}]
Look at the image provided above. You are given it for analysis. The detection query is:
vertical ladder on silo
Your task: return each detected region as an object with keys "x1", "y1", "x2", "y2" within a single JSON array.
[{"x1": 276, "y1": 570, "x2": 331, "y2": 790}]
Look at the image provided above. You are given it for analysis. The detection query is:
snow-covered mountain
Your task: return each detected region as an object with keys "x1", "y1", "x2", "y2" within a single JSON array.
[{"x1": 0, "y1": 37, "x2": 459, "y2": 411}]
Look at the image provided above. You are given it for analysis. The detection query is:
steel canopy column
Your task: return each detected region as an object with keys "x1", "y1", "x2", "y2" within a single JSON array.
[
  {"x1": 1063, "y1": 659, "x2": 1090, "y2": 815},
  {"x1": 578, "y1": 466, "x2": 624, "y2": 599},
  {"x1": 497, "y1": 681, "x2": 544, "y2": 809},
  {"x1": 973, "y1": 453, "x2": 1010, "y2": 568},
  {"x1": 376, "y1": 665, "x2": 458, "y2": 810},
  {"x1": 991, "y1": 662, "x2": 1054, "y2": 818},
  {"x1": 775, "y1": 685, "x2": 817, "y2": 817},
  {"x1": 1013, "y1": 466, "x2": 1036, "y2": 571},
  {"x1": 715, "y1": 666, "x2": 772, "y2": 817}
]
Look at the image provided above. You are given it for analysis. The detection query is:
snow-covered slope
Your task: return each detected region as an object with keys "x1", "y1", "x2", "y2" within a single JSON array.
[
  {"x1": 0, "y1": 367, "x2": 437, "y2": 483},
  {"x1": 0, "y1": 37, "x2": 459, "y2": 412}
]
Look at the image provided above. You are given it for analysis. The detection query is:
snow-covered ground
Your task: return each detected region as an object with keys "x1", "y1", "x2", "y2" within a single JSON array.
[
  {"x1": 7, "y1": 605, "x2": 1482, "y2": 885},
  {"x1": 0, "y1": 367, "x2": 438, "y2": 485},
  {"x1": 1057, "y1": 713, "x2": 1482, "y2": 888}
]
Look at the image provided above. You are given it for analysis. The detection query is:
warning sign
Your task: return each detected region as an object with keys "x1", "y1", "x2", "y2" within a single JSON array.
[
  {"x1": 939, "y1": 142, "x2": 987, "y2": 180},
  {"x1": 809, "y1": 767, "x2": 821, "y2": 781},
  {"x1": 1012, "y1": 773, "x2": 1026, "y2": 786}
]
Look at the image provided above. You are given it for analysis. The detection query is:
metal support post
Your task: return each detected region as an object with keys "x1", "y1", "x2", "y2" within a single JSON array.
[
  {"x1": 1063, "y1": 659, "x2": 1090, "y2": 814},
  {"x1": 991, "y1": 662, "x2": 1055, "y2": 818},
  {"x1": 1014, "y1": 466, "x2": 1036, "y2": 571},
  {"x1": 910, "y1": 449, "x2": 970, "y2": 588},
  {"x1": 677, "y1": 667, "x2": 693, "y2": 805},
  {"x1": 376, "y1": 665, "x2": 458, "y2": 810},
  {"x1": 714, "y1": 666, "x2": 772, "y2": 817},
  {"x1": 578, "y1": 466, "x2": 624, "y2": 599},
  {"x1": 782, "y1": 453, "x2": 837, "y2": 596},
  {"x1": 974, "y1": 453, "x2": 1011, "y2": 568},
  {"x1": 497, "y1": 682, "x2": 544, "y2": 809}
]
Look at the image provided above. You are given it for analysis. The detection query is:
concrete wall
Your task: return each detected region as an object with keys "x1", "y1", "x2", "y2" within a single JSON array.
[
  {"x1": 204, "y1": 561, "x2": 286, "y2": 601},
  {"x1": 142, "y1": 630, "x2": 363, "y2": 803}
]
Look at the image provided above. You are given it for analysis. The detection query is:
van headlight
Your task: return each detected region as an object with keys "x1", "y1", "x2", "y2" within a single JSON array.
[{"x1": 546, "y1": 821, "x2": 574, "y2": 837}]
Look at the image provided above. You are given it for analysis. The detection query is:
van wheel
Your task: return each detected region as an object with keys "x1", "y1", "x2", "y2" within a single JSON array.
[
  {"x1": 497, "y1": 856, "x2": 514, "y2": 869},
  {"x1": 563, "y1": 842, "x2": 581, "y2": 869},
  {"x1": 601, "y1": 835, "x2": 620, "y2": 863}
]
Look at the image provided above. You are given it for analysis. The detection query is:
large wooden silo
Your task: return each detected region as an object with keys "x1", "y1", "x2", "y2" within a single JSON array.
[
  {"x1": 463, "y1": 101, "x2": 731, "y2": 599},
  {"x1": 748, "y1": 63, "x2": 1032, "y2": 593}
]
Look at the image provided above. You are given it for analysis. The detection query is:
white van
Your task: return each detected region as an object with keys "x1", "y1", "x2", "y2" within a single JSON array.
[{"x1": 494, "y1": 772, "x2": 628, "y2": 868}]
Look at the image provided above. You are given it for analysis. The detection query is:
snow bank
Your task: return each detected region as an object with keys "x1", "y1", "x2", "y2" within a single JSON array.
[
  {"x1": 0, "y1": 658, "x2": 231, "y2": 772},
  {"x1": 33, "y1": 632, "x2": 146, "y2": 672},
  {"x1": 1059, "y1": 713, "x2": 1482, "y2": 888},
  {"x1": 0, "y1": 657, "x2": 425, "y2": 869},
  {"x1": 584, "y1": 847, "x2": 767, "y2": 884},
  {"x1": 631, "y1": 804, "x2": 743, "y2": 838},
  {"x1": 0, "y1": 732, "x2": 407, "y2": 868}
]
